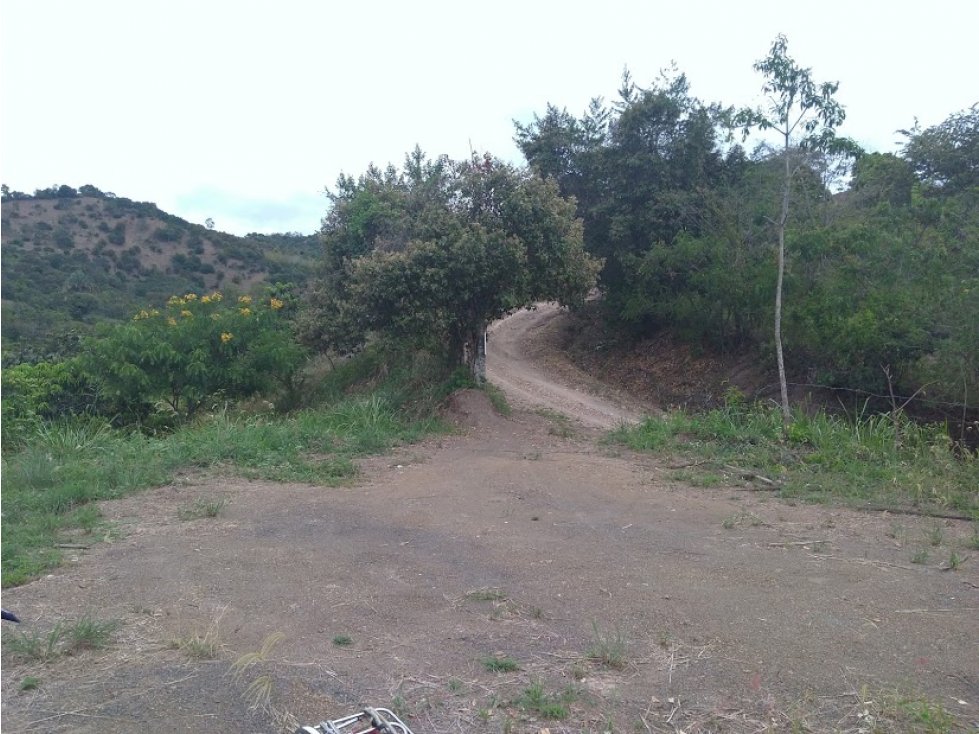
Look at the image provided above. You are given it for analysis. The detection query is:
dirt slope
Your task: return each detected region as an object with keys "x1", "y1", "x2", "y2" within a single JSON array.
[
  {"x1": 2, "y1": 314, "x2": 978, "y2": 734},
  {"x1": 487, "y1": 305, "x2": 648, "y2": 429}
]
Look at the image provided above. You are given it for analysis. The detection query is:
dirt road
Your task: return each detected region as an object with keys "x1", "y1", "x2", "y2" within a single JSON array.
[
  {"x1": 487, "y1": 305, "x2": 645, "y2": 429},
  {"x1": 2, "y1": 313, "x2": 977, "y2": 733}
]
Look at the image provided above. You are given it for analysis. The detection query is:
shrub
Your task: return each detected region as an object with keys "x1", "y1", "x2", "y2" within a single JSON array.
[
  {"x1": 80, "y1": 291, "x2": 307, "y2": 422},
  {"x1": 1, "y1": 359, "x2": 97, "y2": 446}
]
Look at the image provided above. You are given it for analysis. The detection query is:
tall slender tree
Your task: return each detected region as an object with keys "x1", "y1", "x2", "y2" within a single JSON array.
[{"x1": 736, "y1": 35, "x2": 852, "y2": 424}]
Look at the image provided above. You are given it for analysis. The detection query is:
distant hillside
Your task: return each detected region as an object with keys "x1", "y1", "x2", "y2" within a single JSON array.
[{"x1": 1, "y1": 186, "x2": 320, "y2": 360}]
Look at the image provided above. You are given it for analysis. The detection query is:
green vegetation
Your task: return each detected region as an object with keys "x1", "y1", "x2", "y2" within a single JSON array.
[
  {"x1": 611, "y1": 404, "x2": 977, "y2": 517},
  {"x1": 1, "y1": 346, "x2": 449, "y2": 588},
  {"x1": 516, "y1": 43, "x2": 978, "y2": 427},
  {"x1": 171, "y1": 628, "x2": 221, "y2": 660},
  {"x1": 177, "y1": 498, "x2": 228, "y2": 521},
  {"x1": 299, "y1": 148, "x2": 600, "y2": 380},
  {"x1": 517, "y1": 680, "x2": 576, "y2": 720},
  {"x1": 332, "y1": 635, "x2": 353, "y2": 647},
  {"x1": 483, "y1": 382, "x2": 512, "y2": 417},
  {"x1": 482, "y1": 655, "x2": 520, "y2": 673},
  {"x1": 80, "y1": 289, "x2": 306, "y2": 423},
  {"x1": 465, "y1": 588, "x2": 507, "y2": 602},
  {"x1": 3, "y1": 615, "x2": 119, "y2": 661},
  {"x1": 586, "y1": 622, "x2": 627, "y2": 670},
  {"x1": 1, "y1": 188, "x2": 318, "y2": 358},
  {"x1": 734, "y1": 34, "x2": 855, "y2": 422}
]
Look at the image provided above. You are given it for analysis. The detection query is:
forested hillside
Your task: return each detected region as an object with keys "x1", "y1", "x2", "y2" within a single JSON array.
[
  {"x1": 1, "y1": 185, "x2": 318, "y2": 360},
  {"x1": 515, "y1": 70, "x2": 978, "y2": 422}
]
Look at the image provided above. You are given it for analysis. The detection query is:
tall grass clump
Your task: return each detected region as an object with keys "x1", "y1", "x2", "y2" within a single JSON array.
[{"x1": 612, "y1": 403, "x2": 977, "y2": 516}]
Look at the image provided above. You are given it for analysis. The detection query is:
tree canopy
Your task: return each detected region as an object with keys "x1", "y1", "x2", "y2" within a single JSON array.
[
  {"x1": 299, "y1": 149, "x2": 600, "y2": 378},
  {"x1": 513, "y1": 51, "x2": 977, "y2": 422}
]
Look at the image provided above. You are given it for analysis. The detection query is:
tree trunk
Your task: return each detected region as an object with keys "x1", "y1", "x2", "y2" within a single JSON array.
[
  {"x1": 461, "y1": 323, "x2": 488, "y2": 384},
  {"x1": 473, "y1": 324, "x2": 487, "y2": 384},
  {"x1": 775, "y1": 137, "x2": 792, "y2": 426}
]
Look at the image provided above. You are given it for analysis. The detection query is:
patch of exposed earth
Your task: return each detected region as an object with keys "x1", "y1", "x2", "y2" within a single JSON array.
[{"x1": 2, "y1": 309, "x2": 978, "y2": 733}]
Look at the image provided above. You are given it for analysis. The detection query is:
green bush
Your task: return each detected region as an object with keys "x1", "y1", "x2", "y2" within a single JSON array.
[
  {"x1": 1, "y1": 359, "x2": 96, "y2": 446},
  {"x1": 81, "y1": 291, "x2": 307, "y2": 423}
]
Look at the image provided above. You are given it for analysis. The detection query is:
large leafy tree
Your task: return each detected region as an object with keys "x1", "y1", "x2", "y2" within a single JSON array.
[
  {"x1": 516, "y1": 69, "x2": 731, "y2": 335},
  {"x1": 901, "y1": 104, "x2": 979, "y2": 195},
  {"x1": 736, "y1": 34, "x2": 856, "y2": 424},
  {"x1": 300, "y1": 150, "x2": 600, "y2": 380}
]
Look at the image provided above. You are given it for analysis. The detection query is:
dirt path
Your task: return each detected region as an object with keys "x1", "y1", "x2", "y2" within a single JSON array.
[
  {"x1": 487, "y1": 305, "x2": 646, "y2": 429},
  {"x1": 2, "y1": 318, "x2": 978, "y2": 733}
]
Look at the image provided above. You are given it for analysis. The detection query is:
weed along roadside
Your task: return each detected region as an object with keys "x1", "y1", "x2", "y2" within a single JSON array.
[
  {"x1": 609, "y1": 403, "x2": 978, "y2": 519},
  {"x1": 0, "y1": 346, "x2": 453, "y2": 589}
]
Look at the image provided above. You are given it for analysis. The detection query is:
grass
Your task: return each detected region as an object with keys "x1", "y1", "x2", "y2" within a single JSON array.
[
  {"x1": 230, "y1": 631, "x2": 284, "y2": 712},
  {"x1": 517, "y1": 680, "x2": 576, "y2": 720},
  {"x1": 3, "y1": 615, "x2": 119, "y2": 661},
  {"x1": 610, "y1": 404, "x2": 979, "y2": 517},
  {"x1": 2, "y1": 349, "x2": 449, "y2": 588},
  {"x1": 586, "y1": 622, "x2": 627, "y2": 670},
  {"x1": 482, "y1": 655, "x2": 520, "y2": 673},
  {"x1": 19, "y1": 676, "x2": 41, "y2": 691},
  {"x1": 945, "y1": 550, "x2": 963, "y2": 570},
  {"x1": 536, "y1": 408, "x2": 575, "y2": 438},
  {"x1": 483, "y1": 382, "x2": 512, "y2": 417},
  {"x1": 170, "y1": 614, "x2": 224, "y2": 660},
  {"x1": 332, "y1": 634, "x2": 353, "y2": 647},
  {"x1": 465, "y1": 588, "x2": 507, "y2": 602},
  {"x1": 177, "y1": 498, "x2": 228, "y2": 521},
  {"x1": 855, "y1": 687, "x2": 960, "y2": 733}
]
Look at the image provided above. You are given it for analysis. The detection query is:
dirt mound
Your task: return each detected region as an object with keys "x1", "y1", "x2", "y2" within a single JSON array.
[
  {"x1": 443, "y1": 388, "x2": 508, "y2": 431},
  {"x1": 560, "y1": 305, "x2": 772, "y2": 409}
]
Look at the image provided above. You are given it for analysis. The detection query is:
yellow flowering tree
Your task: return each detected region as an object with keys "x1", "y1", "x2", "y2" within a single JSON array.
[{"x1": 82, "y1": 290, "x2": 306, "y2": 421}]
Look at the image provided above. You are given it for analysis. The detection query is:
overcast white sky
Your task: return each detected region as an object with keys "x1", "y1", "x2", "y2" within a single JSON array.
[{"x1": 2, "y1": 1, "x2": 977, "y2": 235}]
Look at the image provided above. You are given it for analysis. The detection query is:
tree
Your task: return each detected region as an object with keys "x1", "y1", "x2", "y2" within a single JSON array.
[
  {"x1": 900, "y1": 104, "x2": 979, "y2": 195},
  {"x1": 301, "y1": 151, "x2": 600, "y2": 380},
  {"x1": 515, "y1": 69, "x2": 732, "y2": 336},
  {"x1": 736, "y1": 35, "x2": 853, "y2": 425},
  {"x1": 849, "y1": 152, "x2": 915, "y2": 208}
]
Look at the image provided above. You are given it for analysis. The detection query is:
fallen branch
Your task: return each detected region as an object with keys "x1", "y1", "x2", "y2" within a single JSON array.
[
  {"x1": 768, "y1": 540, "x2": 830, "y2": 547},
  {"x1": 723, "y1": 464, "x2": 781, "y2": 487}
]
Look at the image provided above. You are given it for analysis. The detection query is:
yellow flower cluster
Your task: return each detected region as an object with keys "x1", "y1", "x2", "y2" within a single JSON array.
[
  {"x1": 132, "y1": 308, "x2": 161, "y2": 321},
  {"x1": 220, "y1": 332, "x2": 234, "y2": 343},
  {"x1": 184, "y1": 293, "x2": 197, "y2": 302},
  {"x1": 269, "y1": 297, "x2": 285, "y2": 310},
  {"x1": 167, "y1": 317, "x2": 177, "y2": 326},
  {"x1": 201, "y1": 291, "x2": 223, "y2": 304},
  {"x1": 181, "y1": 309, "x2": 193, "y2": 318},
  {"x1": 239, "y1": 307, "x2": 252, "y2": 317},
  {"x1": 238, "y1": 295, "x2": 252, "y2": 305}
]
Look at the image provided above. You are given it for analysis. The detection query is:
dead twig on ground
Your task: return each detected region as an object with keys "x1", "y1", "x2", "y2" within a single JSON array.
[
  {"x1": 807, "y1": 553, "x2": 914, "y2": 571},
  {"x1": 723, "y1": 464, "x2": 781, "y2": 487},
  {"x1": 769, "y1": 540, "x2": 830, "y2": 547}
]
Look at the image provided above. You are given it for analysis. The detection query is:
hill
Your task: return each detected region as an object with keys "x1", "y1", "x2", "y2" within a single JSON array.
[{"x1": 1, "y1": 186, "x2": 319, "y2": 360}]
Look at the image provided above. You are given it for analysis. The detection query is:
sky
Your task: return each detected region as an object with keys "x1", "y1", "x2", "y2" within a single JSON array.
[{"x1": 2, "y1": 1, "x2": 977, "y2": 236}]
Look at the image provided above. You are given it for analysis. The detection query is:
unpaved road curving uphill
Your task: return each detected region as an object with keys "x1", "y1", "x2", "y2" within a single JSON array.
[{"x1": 487, "y1": 304, "x2": 644, "y2": 429}]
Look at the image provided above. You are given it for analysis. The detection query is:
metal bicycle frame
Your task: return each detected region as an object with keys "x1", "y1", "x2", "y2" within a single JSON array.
[{"x1": 296, "y1": 706, "x2": 415, "y2": 734}]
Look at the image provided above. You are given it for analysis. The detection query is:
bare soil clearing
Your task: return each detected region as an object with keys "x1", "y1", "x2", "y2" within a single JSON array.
[{"x1": 2, "y1": 309, "x2": 977, "y2": 733}]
